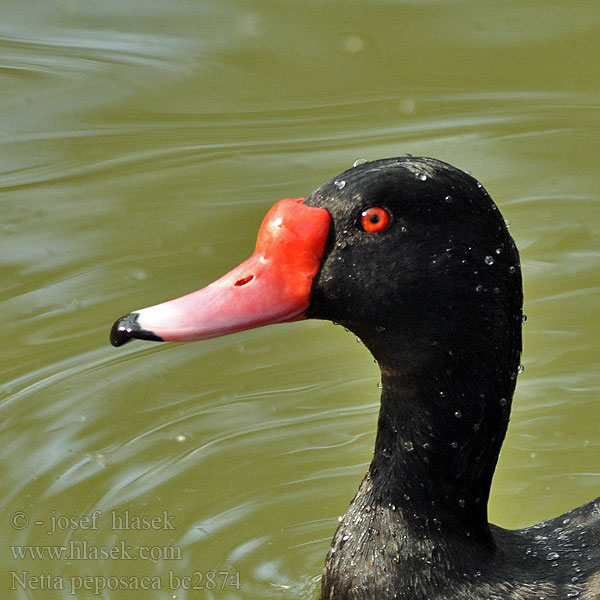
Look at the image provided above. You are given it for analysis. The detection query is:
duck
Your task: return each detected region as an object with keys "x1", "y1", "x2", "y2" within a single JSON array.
[{"x1": 111, "y1": 157, "x2": 600, "y2": 600}]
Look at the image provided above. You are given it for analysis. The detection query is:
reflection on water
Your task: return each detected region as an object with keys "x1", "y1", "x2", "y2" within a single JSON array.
[{"x1": 1, "y1": 1, "x2": 598, "y2": 598}]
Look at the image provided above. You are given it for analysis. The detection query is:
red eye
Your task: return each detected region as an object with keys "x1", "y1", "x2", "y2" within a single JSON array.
[{"x1": 360, "y1": 206, "x2": 391, "y2": 233}]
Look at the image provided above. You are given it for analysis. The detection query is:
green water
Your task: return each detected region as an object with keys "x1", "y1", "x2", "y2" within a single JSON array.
[{"x1": 1, "y1": 1, "x2": 598, "y2": 598}]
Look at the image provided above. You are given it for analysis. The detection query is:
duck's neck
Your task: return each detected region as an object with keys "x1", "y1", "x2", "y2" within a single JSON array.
[
  {"x1": 369, "y1": 354, "x2": 517, "y2": 543},
  {"x1": 321, "y1": 350, "x2": 520, "y2": 599}
]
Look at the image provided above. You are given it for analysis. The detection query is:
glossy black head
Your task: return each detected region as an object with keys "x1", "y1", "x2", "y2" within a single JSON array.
[{"x1": 304, "y1": 157, "x2": 523, "y2": 372}]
